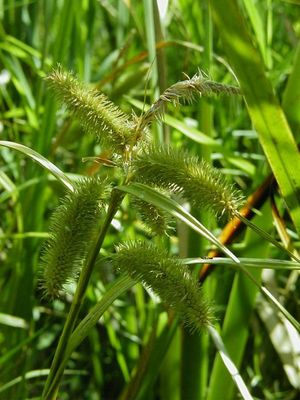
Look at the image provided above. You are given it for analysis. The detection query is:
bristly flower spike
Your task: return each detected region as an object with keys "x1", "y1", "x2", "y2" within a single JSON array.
[
  {"x1": 113, "y1": 241, "x2": 213, "y2": 331},
  {"x1": 41, "y1": 177, "x2": 109, "y2": 298},
  {"x1": 134, "y1": 146, "x2": 244, "y2": 219},
  {"x1": 136, "y1": 71, "x2": 241, "y2": 132},
  {"x1": 46, "y1": 66, "x2": 136, "y2": 154},
  {"x1": 131, "y1": 197, "x2": 174, "y2": 236}
]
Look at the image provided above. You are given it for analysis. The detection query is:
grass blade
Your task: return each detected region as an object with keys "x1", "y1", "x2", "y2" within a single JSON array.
[
  {"x1": 282, "y1": 41, "x2": 300, "y2": 134},
  {"x1": 211, "y1": 0, "x2": 300, "y2": 238},
  {"x1": 0, "y1": 369, "x2": 87, "y2": 394},
  {"x1": 208, "y1": 326, "x2": 253, "y2": 400},
  {"x1": 257, "y1": 295, "x2": 300, "y2": 389},
  {"x1": 45, "y1": 275, "x2": 134, "y2": 399},
  {"x1": 117, "y1": 183, "x2": 240, "y2": 263},
  {"x1": 184, "y1": 257, "x2": 300, "y2": 270},
  {"x1": 0, "y1": 140, "x2": 74, "y2": 192}
]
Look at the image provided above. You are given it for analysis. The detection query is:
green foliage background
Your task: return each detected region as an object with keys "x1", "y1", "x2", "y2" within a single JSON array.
[{"x1": 1, "y1": 1, "x2": 300, "y2": 399}]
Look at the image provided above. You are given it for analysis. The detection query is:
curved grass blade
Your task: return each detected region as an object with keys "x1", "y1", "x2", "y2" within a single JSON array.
[
  {"x1": 207, "y1": 326, "x2": 253, "y2": 400},
  {"x1": 117, "y1": 185, "x2": 300, "y2": 330},
  {"x1": 116, "y1": 183, "x2": 240, "y2": 263},
  {"x1": 237, "y1": 212, "x2": 300, "y2": 263},
  {"x1": 0, "y1": 369, "x2": 87, "y2": 394},
  {"x1": 241, "y1": 0, "x2": 271, "y2": 68},
  {"x1": 0, "y1": 140, "x2": 74, "y2": 192},
  {"x1": 0, "y1": 232, "x2": 50, "y2": 240},
  {"x1": 68, "y1": 275, "x2": 134, "y2": 355},
  {"x1": 257, "y1": 295, "x2": 300, "y2": 389},
  {"x1": 184, "y1": 257, "x2": 300, "y2": 270},
  {"x1": 238, "y1": 265, "x2": 300, "y2": 332},
  {"x1": 44, "y1": 275, "x2": 134, "y2": 400},
  {"x1": 282, "y1": 41, "x2": 300, "y2": 132},
  {"x1": 210, "y1": 0, "x2": 300, "y2": 238}
]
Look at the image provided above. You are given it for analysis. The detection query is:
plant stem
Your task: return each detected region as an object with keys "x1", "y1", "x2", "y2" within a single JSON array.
[{"x1": 42, "y1": 189, "x2": 124, "y2": 400}]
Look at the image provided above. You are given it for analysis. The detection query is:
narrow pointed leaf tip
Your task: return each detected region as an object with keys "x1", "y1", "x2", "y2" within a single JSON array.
[
  {"x1": 134, "y1": 146, "x2": 244, "y2": 219},
  {"x1": 46, "y1": 66, "x2": 135, "y2": 153},
  {"x1": 113, "y1": 241, "x2": 213, "y2": 331},
  {"x1": 41, "y1": 177, "x2": 109, "y2": 298}
]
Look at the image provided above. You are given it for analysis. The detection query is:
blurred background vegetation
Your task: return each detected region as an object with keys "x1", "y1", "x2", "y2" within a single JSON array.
[{"x1": 1, "y1": 1, "x2": 300, "y2": 399}]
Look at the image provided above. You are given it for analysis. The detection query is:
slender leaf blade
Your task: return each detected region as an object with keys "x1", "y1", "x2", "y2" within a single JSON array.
[
  {"x1": 0, "y1": 140, "x2": 74, "y2": 192},
  {"x1": 211, "y1": 0, "x2": 300, "y2": 238},
  {"x1": 208, "y1": 326, "x2": 253, "y2": 400},
  {"x1": 117, "y1": 183, "x2": 240, "y2": 263},
  {"x1": 184, "y1": 257, "x2": 300, "y2": 270}
]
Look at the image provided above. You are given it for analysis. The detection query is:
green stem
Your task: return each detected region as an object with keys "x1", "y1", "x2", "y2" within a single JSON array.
[{"x1": 42, "y1": 189, "x2": 124, "y2": 400}]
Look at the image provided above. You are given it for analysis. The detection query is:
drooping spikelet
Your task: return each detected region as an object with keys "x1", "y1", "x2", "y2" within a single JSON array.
[
  {"x1": 113, "y1": 241, "x2": 213, "y2": 331},
  {"x1": 41, "y1": 177, "x2": 109, "y2": 298},
  {"x1": 46, "y1": 66, "x2": 135, "y2": 153},
  {"x1": 134, "y1": 146, "x2": 243, "y2": 219},
  {"x1": 137, "y1": 72, "x2": 241, "y2": 131}
]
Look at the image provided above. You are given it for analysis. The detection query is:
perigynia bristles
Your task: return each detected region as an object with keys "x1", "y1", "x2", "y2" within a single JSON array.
[
  {"x1": 41, "y1": 177, "x2": 109, "y2": 298},
  {"x1": 46, "y1": 66, "x2": 135, "y2": 154},
  {"x1": 131, "y1": 196, "x2": 174, "y2": 236},
  {"x1": 113, "y1": 241, "x2": 213, "y2": 331},
  {"x1": 134, "y1": 146, "x2": 244, "y2": 219}
]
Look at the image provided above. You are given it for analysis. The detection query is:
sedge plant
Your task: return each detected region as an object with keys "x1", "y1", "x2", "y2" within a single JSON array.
[
  {"x1": 1, "y1": 3, "x2": 300, "y2": 399},
  {"x1": 8, "y1": 66, "x2": 293, "y2": 399},
  {"x1": 37, "y1": 66, "x2": 248, "y2": 399}
]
